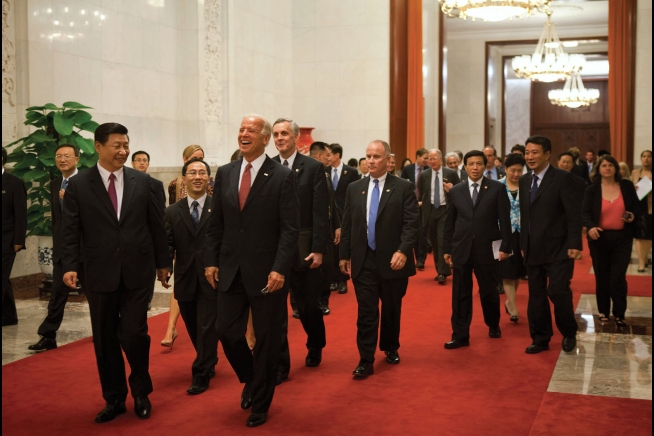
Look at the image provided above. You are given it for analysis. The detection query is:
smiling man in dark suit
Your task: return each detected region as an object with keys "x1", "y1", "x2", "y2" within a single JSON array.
[
  {"x1": 443, "y1": 150, "x2": 512, "y2": 349},
  {"x1": 61, "y1": 123, "x2": 171, "y2": 423},
  {"x1": 29, "y1": 144, "x2": 82, "y2": 351},
  {"x1": 340, "y1": 140, "x2": 419, "y2": 378},
  {"x1": 204, "y1": 114, "x2": 299, "y2": 428},
  {"x1": 2, "y1": 147, "x2": 27, "y2": 327},
  {"x1": 272, "y1": 118, "x2": 330, "y2": 385},
  {"x1": 520, "y1": 135, "x2": 582, "y2": 355},
  {"x1": 165, "y1": 158, "x2": 218, "y2": 395}
]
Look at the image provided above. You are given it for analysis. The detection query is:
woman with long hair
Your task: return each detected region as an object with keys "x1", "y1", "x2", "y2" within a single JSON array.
[{"x1": 583, "y1": 155, "x2": 642, "y2": 327}]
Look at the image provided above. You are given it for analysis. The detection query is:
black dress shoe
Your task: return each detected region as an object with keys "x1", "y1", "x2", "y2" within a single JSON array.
[
  {"x1": 246, "y1": 412, "x2": 268, "y2": 428},
  {"x1": 352, "y1": 361, "x2": 374, "y2": 378},
  {"x1": 416, "y1": 262, "x2": 425, "y2": 270},
  {"x1": 385, "y1": 350, "x2": 400, "y2": 365},
  {"x1": 2, "y1": 319, "x2": 18, "y2": 326},
  {"x1": 444, "y1": 339, "x2": 470, "y2": 349},
  {"x1": 562, "y1": 336, "x2": 577, "y2": 353},
  {"x1": 436, "y1": 275, "x2": 447, "y2": 284},
  {"x1": 94, "y1": 400, "x2": 126, "y2": 423},
  {"x1": 292, "y1": 309, "x2": 300, "y2": 319},
  {"x1": 134, "y1": 396, "x2": 151, "y2": 419},
  {"x1": 241, "y1": 383, "x2": 252, "y2": 409},
  {"x1": 525, "y1": 344, "x2": 549, "y2": 354},
  {"x1": 209, "y1": 368, "x2": 216, "y2": 379},
  {"x1": 28, "y1": 337, "x2": 58, "y2": 351},
  {"x1": 306, "y1": 347, "x2": 322, "y2": 367},
  {"x1": 276, "y1": 372, "x2": 289, "y2": 386},
  {"x1": 337, "y1": 282, "x2": 348, "y2": 294},
  {"x1": 489, "y1": 327, "x2": 502, "y2": 338},
  {"x1": 427, "y1": 244, "x2": 433, "y2": 254},
  {"x1": 329, "y1": 282, "x2": 338, "y2": 291},
  {"x1": 320, "y1": 305, "x2": 331, "y2": 315},
  {"x1": 187, "y1": 384, "x2": 208, "y2": 395}
]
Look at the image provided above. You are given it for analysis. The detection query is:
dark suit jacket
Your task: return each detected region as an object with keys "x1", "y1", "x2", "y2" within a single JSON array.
[
  {"x1": 581, "y1": 180, "x2": 642, "y2": 239},
  {"x1": 443, "y1": 178, "x2": 512, "y2": 265},
  {"x1": 399, "y1": 163, "x2": 428, "y2": 186},
  {"x1": 571, "y1": 163, "x2": 591, "y2": 185},
  {"x1": 152, "y1": 177, "x2": 166, "y2": 207},
  {"x1": 327, "y1": 164, "x2": 359, "y2": 213},
  {"x1": 519, "y1": 167, "x2": 583, "y2": 266},
  {"x1": 340, "y1": 174, "x2": 419, "y2": 280},
  {"x1": 165, "y1": 195, "x2": 215, "y2": 302},
  {"x1": 485, "y1": 167, "x2": 505, "y2": 180},
  {"x1": 457, "y1": 169, "x2": 468, "y2": 183},
  {"x1": 273, "y1": 154, "x2": 329, "y2": 264},
  {"x1": 417, "y1": 167, "x2": 460, "y2": 228},
  {"x1": 2, "y1": 171, "x2": 27, "y2": 254},
  {"x1": 50, "y1": 177, "x2": 64, "y2": 262},
  {"x1": 204, "y1": 156, "x2": 299, "y2": 295},
  {"x1": 61, "y1": 165, "x2": 170, "y2": 292}
]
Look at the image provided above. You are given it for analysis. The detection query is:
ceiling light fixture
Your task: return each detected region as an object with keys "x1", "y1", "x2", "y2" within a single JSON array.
[
  {"x1": 548, "y1": 73, "x2": 600, "y2": 108},
  {"x1": 439, "y1": 0, "x2": 550, "y2": 22},
  {"x1": 512, "y1": 11, "x2": 585, "y2": 82}
]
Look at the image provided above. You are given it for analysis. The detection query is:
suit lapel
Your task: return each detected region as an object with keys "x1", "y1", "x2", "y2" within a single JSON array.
[
  {"x1": 361, "y1": 178, "x2": 371, "y2": 217},
  {"x1": 197, "y1": 195, "x2": 212, "y2": 232},
  {"x1": 119, "y1": 167, "x2": 136, "y2": 224},
  {"x1": 177, "y1": 199, "x2": 195, "y2": 235},
  {"x1": 293, "y1": 156, "x2": 304, "y2": 176},
  {"x1": 243, "y1": 157, "x2": 274, "y2": 211},
  {"x1": 51, "y1": 177, "x2": 62, "y2": 220},
  {"x1": 474, "y1": 177, "x2": 490, "y2": 208},
  {"x1": 89, "y1": 166, "x2": 119, "y2": 222},
  {"x1": 230, "y1": 160, "x2": 242, "y2": 209},
  {"x1": 377, "y1": 176, "x2": 395, "y2": 217},
  {"x1": 532, "y1": 167, "x2": 554, "y2": 204}
]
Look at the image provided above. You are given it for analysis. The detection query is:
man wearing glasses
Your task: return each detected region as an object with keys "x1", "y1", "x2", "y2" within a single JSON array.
[{"x1": 28, "y1": 144, "x2": 82, "y2": 351}]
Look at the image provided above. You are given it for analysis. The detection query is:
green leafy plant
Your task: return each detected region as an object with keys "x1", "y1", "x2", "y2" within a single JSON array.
[{"x1": 5, "y1": 102, "x2": 99, "y2": 237}]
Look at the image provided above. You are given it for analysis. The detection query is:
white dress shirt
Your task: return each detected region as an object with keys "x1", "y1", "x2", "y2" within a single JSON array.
[
  {"x1": 532, "y1": 164, "x2": 550, "y2": 188},
  {"x1": 238, "y1": 152, "x2": 267, "y2": 190},
  {"x1": 468, "y1": 177, "x2": 483, "y2": 200},
  {"x1": 430, "y1": 167, "x2": 446, "y2": 207},
  {"x1": 63, "y1": 168, "x2": 79, "y2": 185},
  {"x1": 332, "y1": 161, "x2": 344, "y2": 181},
  {"x1": 366, "y1": 173, "x2": 387, "y2": 228},
  {"x1": 187, "y1": 193, "x2": 207, "y2": 215},
  {"x1": 280, "y1": 150, "x2": 298, "y2": 168},
  {"x1": 97, "y1": 164, "x2": 124, "y2": 219}
]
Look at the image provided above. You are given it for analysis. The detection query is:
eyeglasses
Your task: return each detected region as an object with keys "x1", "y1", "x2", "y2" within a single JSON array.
[
  {"x1": 55, "y1": 155, "x2": 75, "y2": 161},
  {"x1": 133, "y1": 158, "x2": 149, "y2": 163},
  {"x1": 186, "y1": 171, "x2": 208, "y2": 177}
]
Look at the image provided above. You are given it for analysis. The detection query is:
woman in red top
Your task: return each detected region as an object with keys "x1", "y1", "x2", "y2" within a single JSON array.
[{"x1": 582, "y1": 155, "x2": 642, "y2": 328}]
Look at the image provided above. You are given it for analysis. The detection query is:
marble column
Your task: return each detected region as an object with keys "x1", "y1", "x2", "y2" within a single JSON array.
[{"x1": 2, "y1": 0, "x2": 17, "y2": 146}]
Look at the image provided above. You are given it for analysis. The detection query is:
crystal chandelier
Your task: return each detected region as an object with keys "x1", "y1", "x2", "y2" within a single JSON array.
[
  {"x1": 512, "y1": 12, "x2": 586, "y2": 82},
  {"x1": 548, "y1": 73, "x2": 600, "y2": 108},
  {"x1": 439, "y1": 0, "x2": 550, "y2": 22}
]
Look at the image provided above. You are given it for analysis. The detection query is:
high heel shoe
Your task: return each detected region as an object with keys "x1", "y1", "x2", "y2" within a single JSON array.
[
  {"x1": 615, "y1": 318, "x2": 628, "y2": 328},
  {"x1": 510, "y1": 315, "x2": 519, "y2": 324},
  {"x1": 598, "y1": 314, "x2": 610, "y2": 325},
  {"x1": 161, "y1": 330, "x2": 178, "y2": 350}
]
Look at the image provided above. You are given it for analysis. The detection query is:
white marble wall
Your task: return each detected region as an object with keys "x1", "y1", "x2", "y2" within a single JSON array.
[
  {"x1": 291, "y1": 0, "x2": 390, "y2": 162},
  {"x1": 634, "y1": 0, "x2": 652, "y2": 167},
  {"x1": 423, "y1": 0, "x2": 440, "y2": 150},
  {"x1": 505, "y1": 79, "x2": 531, "y2": 153}
]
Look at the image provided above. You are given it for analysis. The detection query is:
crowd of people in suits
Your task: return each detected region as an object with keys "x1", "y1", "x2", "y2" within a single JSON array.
[{"x1": 2, "y1": 115, "x2": 652, "y2": 428}]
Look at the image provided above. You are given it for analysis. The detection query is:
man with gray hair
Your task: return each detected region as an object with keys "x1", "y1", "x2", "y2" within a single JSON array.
[
  {"x1": 418, "y1": 149, "x2": 460, "y2": 284},
  {"x1": 339, "y1": 140, "x2": 419, "y2": 378},
  {"x1": 205, "y1": 114, "x2": 299, "y2": 427},
  {"x1": 445, "y1": 152, "x2": 468, "y2": 183}
]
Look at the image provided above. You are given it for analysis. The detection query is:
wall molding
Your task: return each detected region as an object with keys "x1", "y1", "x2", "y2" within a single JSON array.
[{"x1": 2, "y1": 0, "x2": 17, "y2": 143}]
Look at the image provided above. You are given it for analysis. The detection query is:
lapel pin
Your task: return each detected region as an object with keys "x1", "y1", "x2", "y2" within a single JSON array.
[
  {"x1": 264, "y1": 173, "x2": 269, "y2": 177},
  {"x1": 386, "y1": 189, "x2": 391, "y2": 192},
  {"x1": 484, "y1": 186, "x2": 488, "y2": 189},
  {"x1": 343, "y1": 170, "x2": 347, "y2": 174},
  {"x1": 295, "y1": 169, "x2": 299, "y2": 172},
  {"x1": 362, "y1": 191, "x2": 366, "y2": 195},
  {"x1": 208, "y1": 209, "x2": 211, "y2": 212}
]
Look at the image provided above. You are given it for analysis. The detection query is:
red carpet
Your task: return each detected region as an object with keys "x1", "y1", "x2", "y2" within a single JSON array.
[{"x1": 2, "y1": 241, "x2": 651, "y2": 435}]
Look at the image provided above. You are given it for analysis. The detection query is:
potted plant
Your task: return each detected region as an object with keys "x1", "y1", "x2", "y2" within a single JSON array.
[{"x1": 5, "y1": 102, "x2": 99, "y2": 283}]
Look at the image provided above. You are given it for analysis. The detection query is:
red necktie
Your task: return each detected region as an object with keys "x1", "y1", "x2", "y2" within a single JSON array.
[
  {"x1": 108, "y1": 173, "x2": 118, "y2": 215},
  {"x1": 239, "y1": 163, "x2": 252, "y2": 211}
]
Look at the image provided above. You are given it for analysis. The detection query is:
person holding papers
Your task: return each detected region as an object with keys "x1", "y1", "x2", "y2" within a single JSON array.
[
  {"x1": 631, "y1": 150, "x2": 652, "y2": 273},
  {"x1": 498, "y1": 153, "x2": 527, "y2": 324},
  {"x1": 443, "y1": 150, "x2": 512, "y2": 349}
]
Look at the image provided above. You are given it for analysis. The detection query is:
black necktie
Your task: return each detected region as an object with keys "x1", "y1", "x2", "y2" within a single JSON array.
[
  {"x1": 433, "y1": 172, "x2": 440, "y2": 209},
  {"x1": 283, "y1": 160, "x2": 289, "y2": 167},
  {"x1": 530, "y1": 175, "x2": 539, "y2": 204},
  {"x1": 191, "y1": 201, "x2": 200, "y2": 233},
  {"x1": 472, "y1": 183, "x2": 479, "y2": 205}
]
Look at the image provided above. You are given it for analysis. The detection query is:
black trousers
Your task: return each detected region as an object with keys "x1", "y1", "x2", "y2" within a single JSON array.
[
  {"x1": 2, "y1": 251, "x2": 18, "y2": 324},
  {"x1": 86, "y1": 277, "x2": 152, "y2": 403},
  {"x1": 450, "y1": 248, "x2": 501, "y2": 341},
  {"x1": 427, "y1": 205, "x2": 451, "y2": 276},
  {"x1": 588, "y1": 230, "x2": 632, "y2": 319},
  {"x1": 178, "y1": 285, "x2": 219, "y2": 387},
  {"x1": 526, "y1": 258, "x2": 578, "y2": 346},
  {"x1": 414, "y1": 222, "x2": 428, "y2": 264},
  {"x1": 332, "y1": 242, "x2": 350, "y2": 284},
  {"x1": 279, "y1": 266, "x2": 327, "y2": 374},
  {"x1": 37, "y1": 261, "x2": 84, "y2": 339},
  {"x1": 216, "y1": 271, "x2": 287, "y2": 414},
  {"x1": 352, "y1": 249, "x2": 408, "y2": 363}
]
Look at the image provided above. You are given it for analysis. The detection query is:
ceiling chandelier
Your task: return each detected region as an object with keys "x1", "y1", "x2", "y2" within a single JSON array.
[
  {"x1": 439, "y1": 0, "x2": 550, "y2": 22},
  {"x1": 548, "y1": 73, "x2": 600, "y2": 108},
  {"x1": 512, "y1": 12, "x2": 586, "y2": 82}
]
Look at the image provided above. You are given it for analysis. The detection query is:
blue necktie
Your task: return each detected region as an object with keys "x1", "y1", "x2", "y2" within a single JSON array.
[
  {"x1": 332, "y1": 168, "x2": 339, "y2": 191},
  {"x1": 368, "y1": 179, "x2": 379, "y2": 250},
  {"x1": 530, "y1": 175, "x2": 539, "y2": 204},
  {"x1": 471, "y1": 182, "x2": 478, "y2": 205},
  {"x1": 191, "y1": 201, "x2": 200, "y2": 233},
  {"x1": 60, "y1": 178, "x2": 69, "y2": 211}
]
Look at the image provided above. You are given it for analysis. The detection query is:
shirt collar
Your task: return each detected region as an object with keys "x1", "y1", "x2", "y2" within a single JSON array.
[
  {"x1": 371, "y1": 172, "x2": 388, "y2": 184},
  {"x1": 97, "y1": 163, "x2": 123, "y2": 181},
  {"x1": 244, "y1": 152, "x2": 267, "y2": 173},
  {"x1": 63, "y1": 168, "x2": 79, "y2": 181},
  {"x1": 332, "y1": 161, "x2": 344, "y2": 174},
  {"x1": 468, "y1": 177, "x2": 482, "y2": 188},
  {"x1": 187, "y1": 193, "x2": 207, "y2": 209},
  {"x1": 534, "y1": 164, "x2": 550, "y2": 180},
  {"x1": 280, "y1": 150, "x2": 298, "y2": 168}
]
